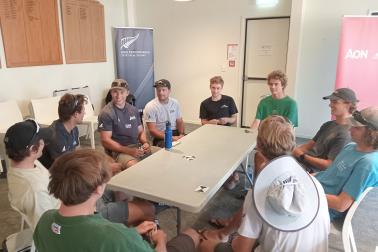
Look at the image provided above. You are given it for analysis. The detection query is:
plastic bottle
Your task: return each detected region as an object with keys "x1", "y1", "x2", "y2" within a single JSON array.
[{"x1": 164, "y1": 121, "x2": 172, "y2": 150}]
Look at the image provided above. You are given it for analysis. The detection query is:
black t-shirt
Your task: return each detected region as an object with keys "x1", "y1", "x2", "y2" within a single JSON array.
[
  {"x1": 199, "y1": 95, "x2": 238, "y2": 126},
  {"x1": 39, "y1": 120, "x2": 79, "y2": 168}
]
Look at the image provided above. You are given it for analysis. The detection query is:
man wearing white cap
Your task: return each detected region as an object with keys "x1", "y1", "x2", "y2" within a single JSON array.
[
  {"x1": 316, "y1": 106, "x2": 378, "y2": 220},
  {"x1": 293, "y1": 88, "x2": 358, "y2": 172},
  {"x1": 199, "y1": 116, "x2": 329, "y2": 252}
]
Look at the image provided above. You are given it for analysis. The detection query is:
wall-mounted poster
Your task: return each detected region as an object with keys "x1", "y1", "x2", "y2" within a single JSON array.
[
  {"x1": 61, "y1": 0, "x2": 106, "y2": 63},
  {"x1": 0, "y1": 0, "x2": 63, "y2": 67}
]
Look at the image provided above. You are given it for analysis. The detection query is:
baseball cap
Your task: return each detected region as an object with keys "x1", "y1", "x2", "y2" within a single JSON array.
[
  {"x1": 253, "y1": 156, "x2": 320, "y2": 232},
  {"x1": 4, "y1": 119, "x2": 52, "y2": 151},
  {"x1": 153, "y1": 79, "x2": 171, "y2": 89},
  {"x1": 110, "y1": 79, "x2": 129, "y2": 91},
  {"x1": 322, "y1": 88, "x2": 359, "y2": 103},
  {"x1": 349, "y1": 107, "x2": 378, "y2": 130}
]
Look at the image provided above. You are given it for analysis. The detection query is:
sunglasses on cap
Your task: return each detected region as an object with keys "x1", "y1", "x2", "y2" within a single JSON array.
[
  {"x1": 352, "y1": 110, "x2": 377, "y2": 130},
  {"x1": 111, "y1": 81, "x2": 128, "y2": 89},
  {"x1": 25, "y1": 119, "x2": 40, "y2": 149}
]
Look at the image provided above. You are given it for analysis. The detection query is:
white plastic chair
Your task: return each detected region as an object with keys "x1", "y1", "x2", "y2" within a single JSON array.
[
  {"x1": 3, "y1": 228, "x2": 33, "y2": 252},
  {"x1": 80, "y1": 96, "x2": 98, "y2": 149},
  {"x1": 0, "y1": 100, "x2": 23, "y2": 172},
  {"x1": 4, "y1": 206, "x2": 35, "y2": 252},
  {"x1": 30, "y1": 96, "x2": 60, "y2": 126},
  {"x1": 342, "y1": 187, "x2": 373, "y2": 252}
]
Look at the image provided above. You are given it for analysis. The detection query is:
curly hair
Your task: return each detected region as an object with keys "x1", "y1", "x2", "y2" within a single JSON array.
[{"x1": 267, "y1": 70, "x2": 288, "y2": 89}]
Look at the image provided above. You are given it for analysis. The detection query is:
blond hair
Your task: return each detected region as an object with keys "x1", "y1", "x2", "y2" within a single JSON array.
[{"x1": 257, "y1": 116, "x2": 295, "y2": 160}]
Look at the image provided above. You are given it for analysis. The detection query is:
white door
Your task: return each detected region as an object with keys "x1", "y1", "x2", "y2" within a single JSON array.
[{"x1": 241, "y1": 17, "x2": 290, "y2": 127}]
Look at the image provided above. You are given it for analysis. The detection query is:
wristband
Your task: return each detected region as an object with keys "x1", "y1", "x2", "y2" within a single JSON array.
[{"x1": 299, "y1": 153, "x2": 306, "y2": 162}]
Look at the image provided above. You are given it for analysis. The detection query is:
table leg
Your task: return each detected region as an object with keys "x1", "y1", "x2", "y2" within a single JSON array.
[
  {"x1": 176, "y1": 207, "x2": 181, "y2": 235},
  {"x1": 242, "y1": 155, "x2": 253, "y2": 187}
]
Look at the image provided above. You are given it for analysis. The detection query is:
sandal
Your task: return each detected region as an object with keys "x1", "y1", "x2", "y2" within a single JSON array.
[
  {"x1": 208, "y1": 218, "x2": 229, "y2": 229},
  {"x1": 197, "y1": 229, "x2": 229, "y2": 243}
]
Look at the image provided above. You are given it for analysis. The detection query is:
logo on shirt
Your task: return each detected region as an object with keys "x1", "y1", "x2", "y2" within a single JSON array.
[
  {"x1": 130, "y1": 116, "x2": 136, "y2": 121},
  {"x1": 336, "y1": 160, "x2": 348, "y2": 172},
  {"x1": 125, "y1": 124, "x2": 132, "y2": 129},
  {"x1": 221, "y1": 105, "x2": 228, "y2": 109},
  {"x1": 51, "y1": 222, "x2": 61, "y2": 235},
  {"x1": 169, "y1": 109, "x2": 175, "y2": 113}
]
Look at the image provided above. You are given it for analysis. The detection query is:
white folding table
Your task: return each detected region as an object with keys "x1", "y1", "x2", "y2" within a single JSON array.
[{"x1": 108, "y1": 124, "x2": 257, "y2": 232}]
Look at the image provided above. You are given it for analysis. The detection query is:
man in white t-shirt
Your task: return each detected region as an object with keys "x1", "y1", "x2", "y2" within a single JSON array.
[
  {"x1": 144, "y1": 79, "x2": 185, "y2": 147},
  {"x1": 199, "y1": 116, "x2": 329, "y2": 252},
  {"x1": 5, "y1": 119, "x2": 60, "y2": 230}
]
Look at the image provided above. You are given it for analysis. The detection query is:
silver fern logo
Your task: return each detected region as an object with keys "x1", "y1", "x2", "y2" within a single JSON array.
[{"x1": 120, "y1": 33, "x2": 140, "y2": 50}]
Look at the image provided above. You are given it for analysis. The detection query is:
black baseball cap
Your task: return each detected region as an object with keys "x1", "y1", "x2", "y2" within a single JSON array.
[
  {"x1": 153, "y1": 79, "x2": 171, "y2": 89},
  {"x1": 4, "y1": 119, "x2": 52, "y2": 151},
  {"x1": 323, "y1": 88, "x2": 359, "y2": 103}
]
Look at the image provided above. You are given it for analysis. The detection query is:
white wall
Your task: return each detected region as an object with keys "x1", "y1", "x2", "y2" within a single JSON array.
[
  {"x1": 130, "y1": 0, "x2": 292, "y2": 125},
  {"x1": 0, "y1": 0, "x2": 126, "y2": 116},
  {"x1": 294, "y1": 0, "x2": 378, "y2": 138},
  {"x1": 131, "y1": 0, "x2": 378, "y2": 137}
]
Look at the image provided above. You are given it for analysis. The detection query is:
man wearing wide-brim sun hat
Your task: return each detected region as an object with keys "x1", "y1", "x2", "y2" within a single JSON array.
[
  {"x1": 316, "y1": 106, "x2": 378, "y2": 221},
  {"x1": 199, "y1": 116, "x2": 329, "y2": 252}
]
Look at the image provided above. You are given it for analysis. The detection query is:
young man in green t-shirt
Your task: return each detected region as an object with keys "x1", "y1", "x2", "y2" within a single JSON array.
[
  {"x1": 34, "y1": 149, "x2": 200, "y2": 252},
  {"x1": 250, "y1": 70, "x2": 298, "y2": 130}
]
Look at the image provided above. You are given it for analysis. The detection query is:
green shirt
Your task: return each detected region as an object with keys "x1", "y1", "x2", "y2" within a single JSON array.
[
  {"x1": 255, "y1": 95, "x2": 298, "y2": 127},
  {"x1": 34, "y1": 209, "x2": 154, "y2": 252}
]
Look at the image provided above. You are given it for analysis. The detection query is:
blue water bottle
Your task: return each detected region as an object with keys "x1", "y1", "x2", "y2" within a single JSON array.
[{"x1": 165, "y1": 121, "x2": 172, "y2": 150}]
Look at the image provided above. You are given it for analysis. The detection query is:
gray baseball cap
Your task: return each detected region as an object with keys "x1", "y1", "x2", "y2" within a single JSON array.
[{"x1": 323, "y1": 88, "x2": 359, "y2": 103}]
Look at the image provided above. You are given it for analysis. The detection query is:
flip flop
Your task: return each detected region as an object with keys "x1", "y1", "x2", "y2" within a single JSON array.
[
  {"x1": 196, "y1": 229, "x2": 208, "y2": 243},
  {"x1": 208, "y1": 218, "x2": 228, "y2": 229},
  {"x1": 197, "y1": 229, "x2": 229, "y2": 243}
]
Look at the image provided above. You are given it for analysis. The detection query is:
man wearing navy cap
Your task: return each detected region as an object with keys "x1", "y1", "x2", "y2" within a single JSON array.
[
  {"x1": 293, "y1": 88, "x2": 358, "y2": 172},
  {"x1": 5, "y1": 119, "x2": 60, "y2": 230},
  {"x1": 144, "y1": 79, "x2": 185, "y2": 147}
]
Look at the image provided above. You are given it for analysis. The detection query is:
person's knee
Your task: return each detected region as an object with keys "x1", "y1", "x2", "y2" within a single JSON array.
[
  {"x1": 181, "y1": 228, "x2": 200, "y2": 248},
  {"x1": 125, "y1": 159, "x2": 138, "y2": 168},
  {"x1": 128, "y1": 200, "x2": 155, "y2": 224}
]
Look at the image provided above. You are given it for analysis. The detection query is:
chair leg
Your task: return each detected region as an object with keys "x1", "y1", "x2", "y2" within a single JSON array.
[{"x1": 90, "y1": 123, "x2": 95, "y2": 149}]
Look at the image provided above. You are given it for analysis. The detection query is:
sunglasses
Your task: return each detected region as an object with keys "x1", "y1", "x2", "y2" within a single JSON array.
[
  {"x1": 352, "y1": 111, "x2": 377, "y2": 130},
  {"x1": 25, "y1": 119, "x2": 40, "y2": 149},
  {"x1": 111, "y1": 81, "x2": 128, "y2": 89}
]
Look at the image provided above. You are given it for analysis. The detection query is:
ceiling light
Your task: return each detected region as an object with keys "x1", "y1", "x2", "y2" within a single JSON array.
[{"x1": 256, "y1": 0, "x2": 279, "y2": 8}]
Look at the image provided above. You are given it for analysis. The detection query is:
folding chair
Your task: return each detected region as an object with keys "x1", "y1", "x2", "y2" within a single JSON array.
[
  {"x1": 0, "y1": 100, "x2": 23, "y2": 173},
  {"x1": 2, "y1": 206, "x2": 35, "y2": 252},
  {"x1": 80, "y1": 96, "x2": 98, "y2": 149},
  {"x1": 342, "y1": 187, "x2": 373, "y2": 252},
  {"x1": 30, "y1": 96, "x2": 60, "y2": 126}
]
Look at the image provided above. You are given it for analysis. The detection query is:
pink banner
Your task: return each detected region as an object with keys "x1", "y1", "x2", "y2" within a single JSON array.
[{"x1": 335, "y1": 17, "x2": 378, "y2": 109}]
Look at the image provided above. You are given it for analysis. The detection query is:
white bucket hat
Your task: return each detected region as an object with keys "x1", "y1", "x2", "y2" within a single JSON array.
[{"x1": 253, "y1": 155, "x2": 320, "y2": 231}]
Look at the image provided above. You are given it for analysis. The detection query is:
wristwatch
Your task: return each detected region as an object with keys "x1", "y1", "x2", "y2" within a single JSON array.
[{"x1": 299, "y1": 153, "x2": 306, "y2": 162}]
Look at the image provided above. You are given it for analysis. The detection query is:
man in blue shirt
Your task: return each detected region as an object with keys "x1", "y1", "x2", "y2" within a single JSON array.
[{"x1": 315, "y1": 106, "x2": 378, "y2": 220}]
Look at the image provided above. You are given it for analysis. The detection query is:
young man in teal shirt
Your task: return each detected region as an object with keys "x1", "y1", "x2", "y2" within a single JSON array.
[{"x1": 315, "y1": 106, "x2": 378, "y2": 220}]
